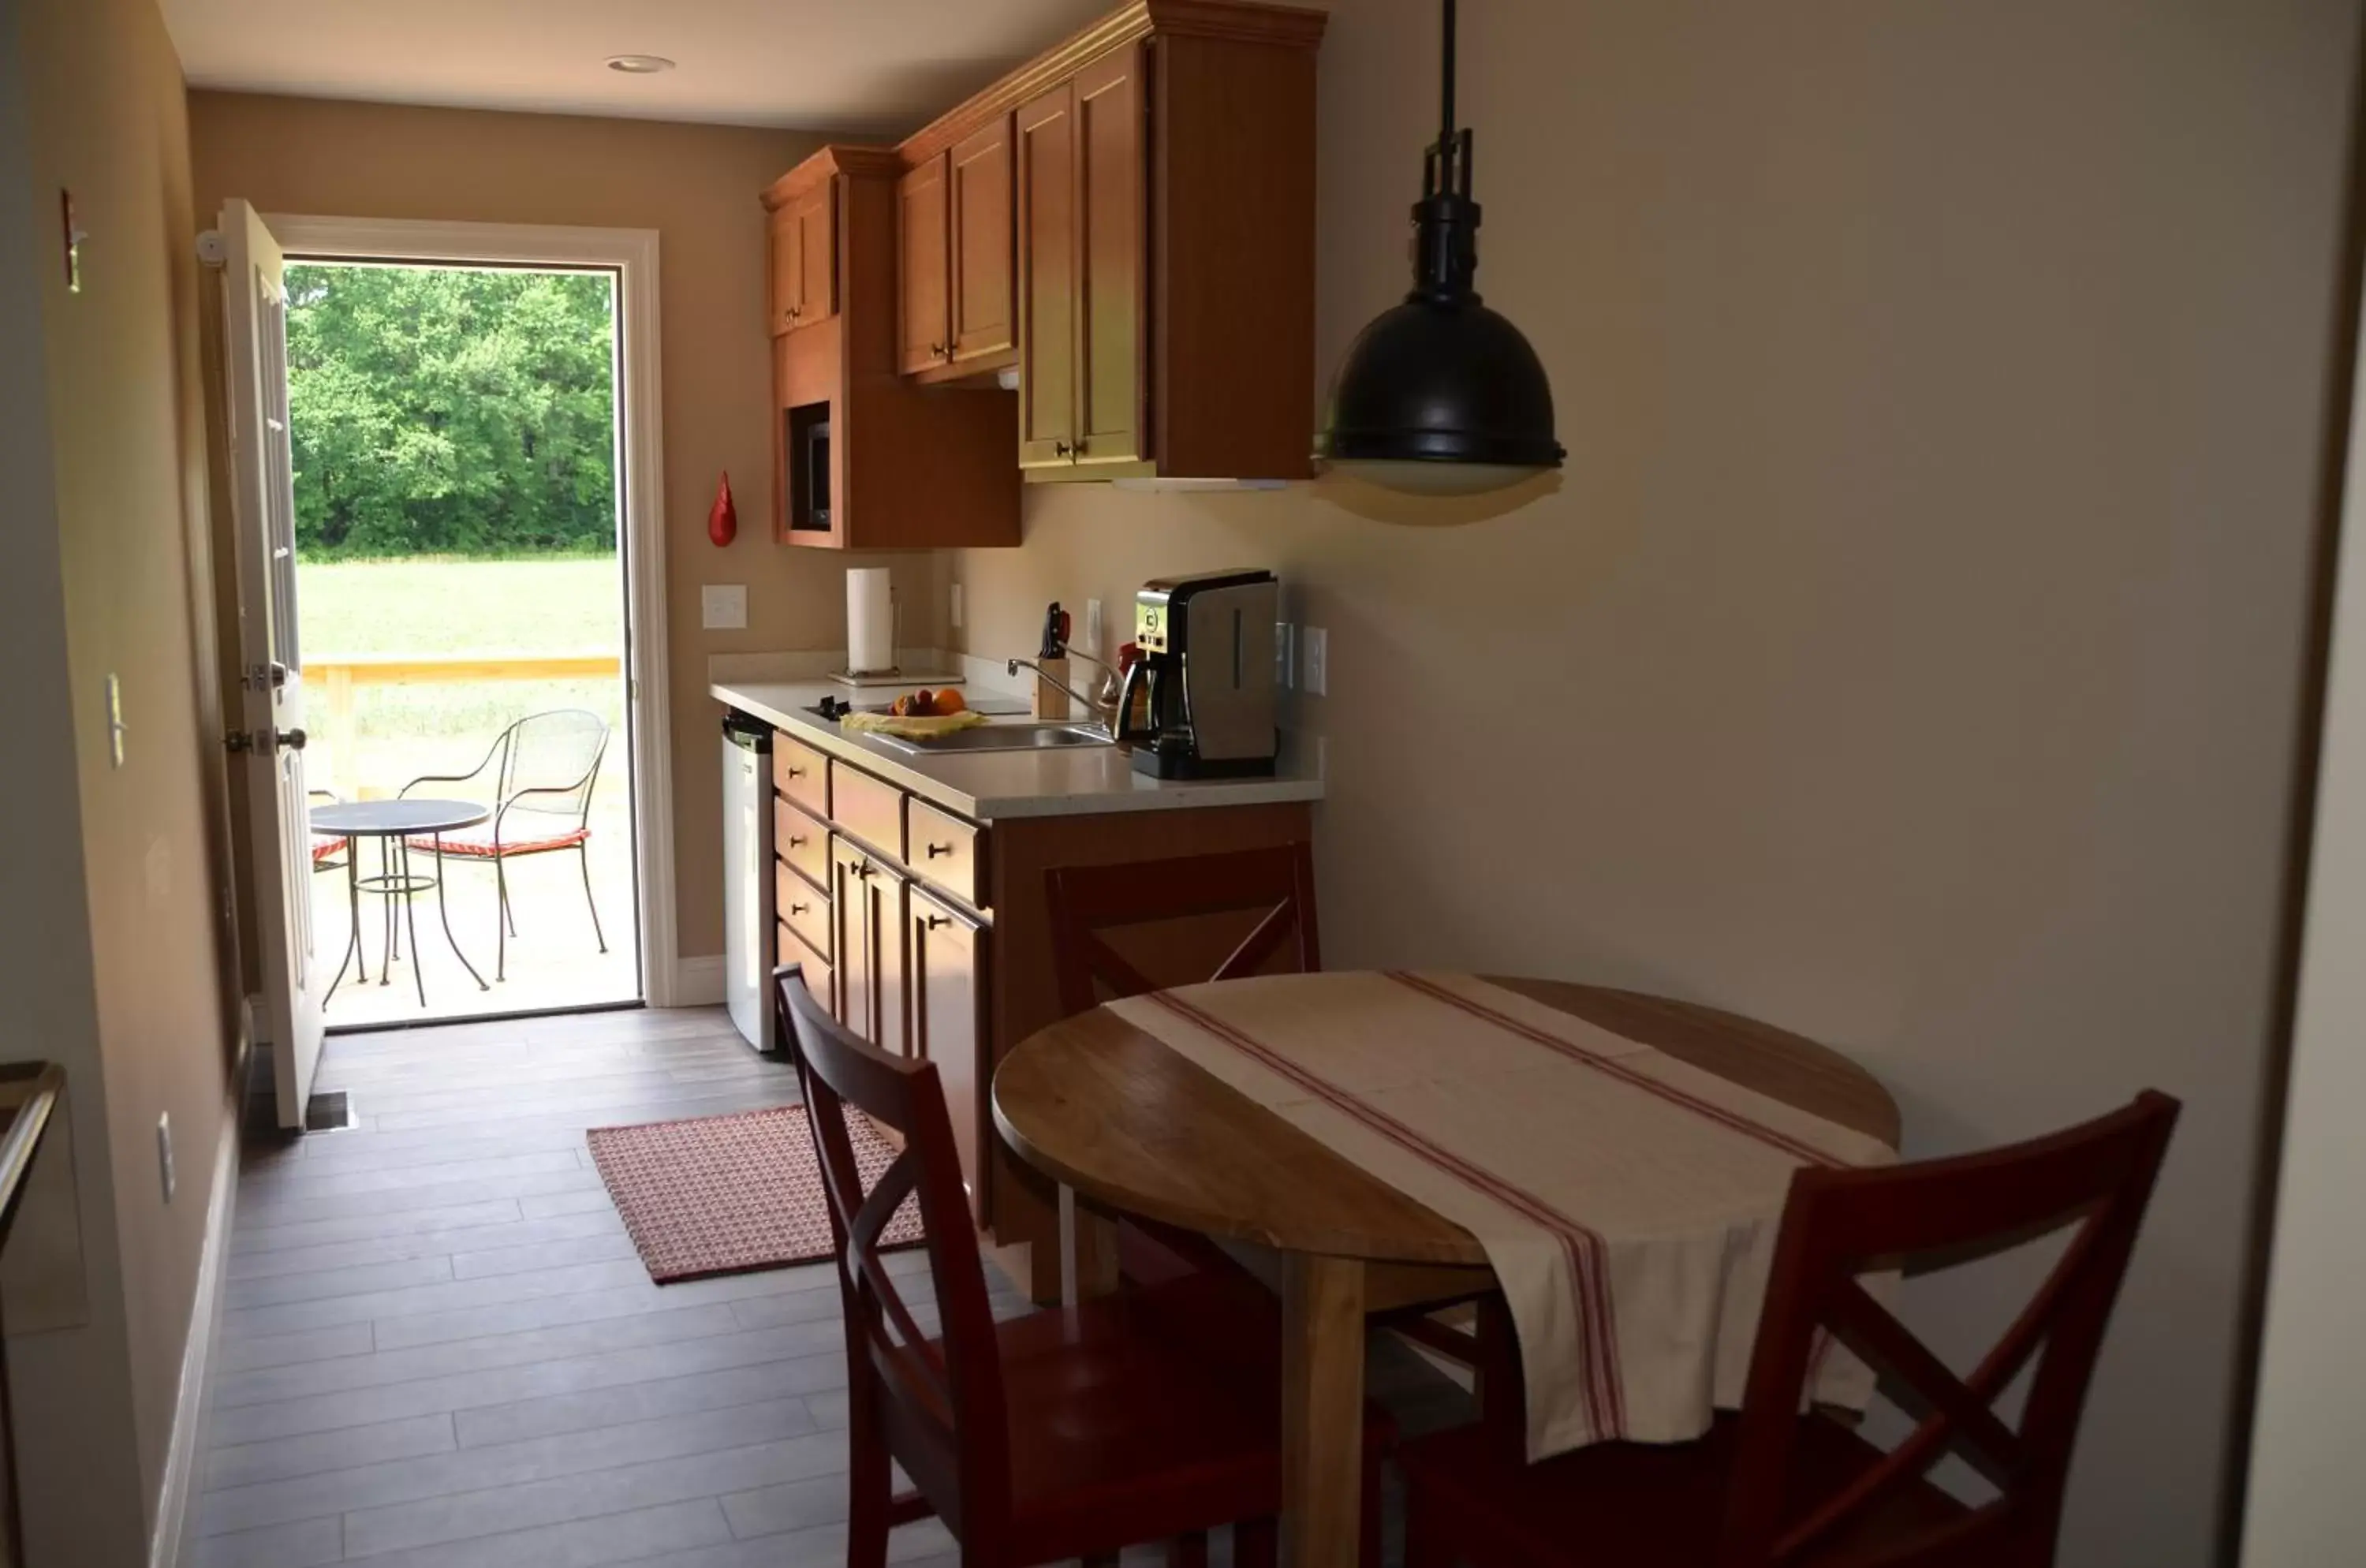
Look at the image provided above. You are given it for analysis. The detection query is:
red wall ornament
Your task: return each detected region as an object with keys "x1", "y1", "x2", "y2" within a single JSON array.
[{"x1": 707, "y1": 472, "x2": 739, "y2": 547}]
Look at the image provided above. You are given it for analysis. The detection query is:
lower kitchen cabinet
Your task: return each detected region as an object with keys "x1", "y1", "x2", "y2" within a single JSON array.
[
  {"x1": 774, "y1": 722, "x2": 1312, "y2": 1288},
  {"x1": 909, "y1": 885, "x2": 988, "y2": 1217},
  {"x1": 831, "y1": 837, "x2": 909, "y2": 1059}
]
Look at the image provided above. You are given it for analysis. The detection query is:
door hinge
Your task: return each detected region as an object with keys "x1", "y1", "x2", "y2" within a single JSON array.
[{"x1": 223, "y1": 729, "x2": 254, "y2": 753}]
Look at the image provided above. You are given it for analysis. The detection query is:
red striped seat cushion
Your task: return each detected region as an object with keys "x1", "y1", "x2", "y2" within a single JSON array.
[
  {"x1": 404, "y1": 826, "x2": 590, "y2": 859},
  {"x1": 311, "y1": 836, "x2": 347, "y2": 864}
]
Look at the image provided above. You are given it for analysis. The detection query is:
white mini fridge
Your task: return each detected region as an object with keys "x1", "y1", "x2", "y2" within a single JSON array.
[{"x1": 721, "y1": 714, "x2": 778, "y2": 1054}]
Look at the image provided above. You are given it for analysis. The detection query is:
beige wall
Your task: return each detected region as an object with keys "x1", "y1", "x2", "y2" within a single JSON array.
[
  {"x1": 953, "y1": 0, "x2": 2360, "y2": 1559},
  {"x1": 6, "y1": 0, "x2": 238, "y2": 1555},
  {"x1": 186, "y1": 93, "x2": 946, "y2": 963}
]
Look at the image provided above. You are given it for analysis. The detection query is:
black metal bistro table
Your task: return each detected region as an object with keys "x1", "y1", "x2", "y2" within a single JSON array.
[{"x1": 311, "y1": 798, "x2": 493, "y2": 1008}]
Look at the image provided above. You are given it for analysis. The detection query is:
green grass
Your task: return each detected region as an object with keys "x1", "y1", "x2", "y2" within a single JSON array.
[
  {"x1": 298, "y1": 556, "x2": 623, "y2": 658},
  {"x1": 295, "y1": 557, "x2": 631, "y2": 808}
]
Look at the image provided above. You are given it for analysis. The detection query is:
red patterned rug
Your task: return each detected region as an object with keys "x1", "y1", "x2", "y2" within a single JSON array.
[{"x1": 586, "y1": 1104, "x2": 923, "y2": 1285}]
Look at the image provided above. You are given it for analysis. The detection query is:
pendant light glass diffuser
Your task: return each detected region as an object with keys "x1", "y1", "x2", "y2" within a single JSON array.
[{"x1": 1315, "y1": 0, "x2": 1565, "y2": 496}]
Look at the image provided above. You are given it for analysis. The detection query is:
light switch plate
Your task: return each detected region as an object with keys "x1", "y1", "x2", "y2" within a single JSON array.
[
  {"x1": 700, "y1": 584, "x2": 748, "y2": 630},
  {"x1": 1302, "y1": 627, "x2": 1328, "y2": 696},
  {"x1": 106, "y1": 673, "x2": 125, "y2": 767}
]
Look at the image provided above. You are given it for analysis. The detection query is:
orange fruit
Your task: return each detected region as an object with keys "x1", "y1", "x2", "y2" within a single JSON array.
[{"x1": 932, "y1": 689, "x2": 967, "y2": 714}]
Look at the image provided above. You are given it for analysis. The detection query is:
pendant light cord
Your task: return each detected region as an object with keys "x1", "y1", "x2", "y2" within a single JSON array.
[{"x1": 1440, "y1": 0, "x2": 1457, "y2": 160}]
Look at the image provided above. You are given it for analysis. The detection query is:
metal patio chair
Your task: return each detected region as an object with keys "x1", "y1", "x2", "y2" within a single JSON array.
[{"x1": 401, "y1": 708, "x2": 611, "y2": 982}]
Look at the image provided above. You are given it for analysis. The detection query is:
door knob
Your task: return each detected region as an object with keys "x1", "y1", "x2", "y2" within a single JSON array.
[{"x1": 277, "y1": 728, "x2": 308, "y2": 752}]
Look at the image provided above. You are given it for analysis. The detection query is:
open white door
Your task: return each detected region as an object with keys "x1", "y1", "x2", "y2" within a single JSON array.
[{"x1": 217, "y1": 199, "x2": 323, "y2": 1131}]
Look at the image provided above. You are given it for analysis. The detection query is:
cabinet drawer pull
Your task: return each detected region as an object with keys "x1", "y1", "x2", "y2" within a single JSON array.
[
  {"x1": 923, "y1": 914, "x2": 950, "y2": 930},
  {"x1": 787, "y1": 834, "x2": 808, "y2": 849},
  {"x1": 784, "y1": 765, "x2": 807, "y2": 779},
  {"x1": 925, "y1": 842, "x2": 953, "y2": 859},
  {"x1": 789, "y1": 902, "x2": 809, "y2": 917}
]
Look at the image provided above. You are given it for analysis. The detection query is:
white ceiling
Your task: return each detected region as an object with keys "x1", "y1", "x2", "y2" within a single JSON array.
[{"x1": 160, "y1": 0, "x2": 1115, "y2": 135}]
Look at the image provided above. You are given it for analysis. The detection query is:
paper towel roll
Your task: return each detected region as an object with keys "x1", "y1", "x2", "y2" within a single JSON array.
[{"x1": 846, "y1": 568, "x2": 895, "y2": 675}]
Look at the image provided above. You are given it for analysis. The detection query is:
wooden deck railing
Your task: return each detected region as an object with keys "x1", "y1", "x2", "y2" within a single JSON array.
[{"x1": 307, "y1": 651, "x2": 623, "y2": 797}]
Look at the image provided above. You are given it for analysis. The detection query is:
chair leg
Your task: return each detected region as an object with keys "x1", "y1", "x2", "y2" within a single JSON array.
[
  {"x1": 498, "y1": 860, "x2": 517, "y2": 937},
  {"x1": 1236, "y1": 1518, "x2": 1278, "y2": 1568},
  {"x1": 495, "y1": 859, "x2": 510, "y2": 983},
  {"x1": 577, "y1": 843, "x2": 607, "y2": 954},
  {"x1": 1362, "y1": 1442, "x2": 1386, "y2": 1568},
  {"x1": 1168, "y1": 1532, "x2": 1210, "y2": 1568},
  {"x1": 845, "y1": 1383, "x2": 893, "y2": 1568}
]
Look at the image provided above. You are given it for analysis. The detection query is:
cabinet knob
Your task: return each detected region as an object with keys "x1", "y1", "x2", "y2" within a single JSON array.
[
  {"x1": 1053, "y1": 439, "x2": 1072, "y2": 457},
  {"x1": 789, "y1": 903, "x2": 809, "y2": 917},
  {"x1": 785, "y1": 766, "x2": 806, "y2": 779},
  {"x1": 923, "y1": 914, "x2": 950, "y2": 930},
  {"x1": 787, "y1": 835, "x2": 808, "y2": 849},
  {"x1": 924, "y1": 842, "x2": 953, "y2": 859},
  {"x1": 786, "y1": 304, "x2": 802, "y2": 319},
  {"x1": 930, "y1": 342, "x2": 946, "y2": 358}
]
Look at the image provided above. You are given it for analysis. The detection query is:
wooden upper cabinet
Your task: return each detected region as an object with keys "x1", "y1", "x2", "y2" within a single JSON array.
[
  {"x1": 949, "y1": 114, "x2": 1017, "y2": 369},
  {"x1": 1016, "y1": 80, "x2": 1079, "y2": 469},
  {"x1": 1073, "y1": 43, "x2": 1147, "y2": 470},
  {"x1": 898, "y1": 154, "x2": 950, "y2": 374},
  {"x1": 771, "y1": 177, "x2": 838, "y2": 334}
]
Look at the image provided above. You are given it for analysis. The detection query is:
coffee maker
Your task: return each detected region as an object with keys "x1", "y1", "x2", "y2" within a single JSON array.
[{"x1": 1116, "y1": 569, "x2": 1281, "y2": 779}]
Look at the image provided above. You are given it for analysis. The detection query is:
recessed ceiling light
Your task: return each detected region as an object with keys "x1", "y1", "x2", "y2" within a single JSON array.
[{"x1": 604, "y1": 54, "x2": 675, "y2": 75}]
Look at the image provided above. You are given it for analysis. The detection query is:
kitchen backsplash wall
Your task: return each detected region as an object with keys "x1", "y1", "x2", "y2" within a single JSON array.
[{"x1": 948, "y1": 1, "x2": 2360, "y2": 1562}]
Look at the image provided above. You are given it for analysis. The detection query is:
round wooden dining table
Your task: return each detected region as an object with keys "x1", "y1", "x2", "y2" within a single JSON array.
[{"x1": 991, "y1": 973, "x2": 1900, "y2": 1568}]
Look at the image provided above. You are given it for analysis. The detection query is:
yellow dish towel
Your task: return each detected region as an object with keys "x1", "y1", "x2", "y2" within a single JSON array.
[{"x1": 839, "y1": 710, "x2": 992, "y2": 741}]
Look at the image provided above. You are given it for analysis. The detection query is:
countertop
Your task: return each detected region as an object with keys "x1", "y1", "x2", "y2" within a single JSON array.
[{"x1": 711, "y1": 675, "x2": 1324, "y2": 821}]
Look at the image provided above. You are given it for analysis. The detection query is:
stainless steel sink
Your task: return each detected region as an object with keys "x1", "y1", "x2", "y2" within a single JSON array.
[{"x1": 862, "y1": 723, "x2": 1114, "y2": 756}]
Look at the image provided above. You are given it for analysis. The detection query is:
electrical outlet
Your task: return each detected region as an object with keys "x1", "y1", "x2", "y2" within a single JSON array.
[
  {"x1": 700, "y1": 584, "x2": 748, "y2": 630},
  {"x1": 1084, "y1": 599, "x2": 1103, "y2": 655},
  {"x1": 950, "y1": 582, "x2": 965, "y2": 630},
  {"x1": 1302, "y1": 627, "x2": 1328, "y2": 696},
  {"x1": 157, "y1": 1111, "x2": 176, "y2": 1203},
  {"x1": 1275, "y1": 622, "x2": 1294, "y2": 689}
]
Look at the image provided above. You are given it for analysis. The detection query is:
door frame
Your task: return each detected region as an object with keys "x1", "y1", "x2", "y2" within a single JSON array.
[{"x1": 261, "y1": 214, "x2": 685, "y2": 1006}]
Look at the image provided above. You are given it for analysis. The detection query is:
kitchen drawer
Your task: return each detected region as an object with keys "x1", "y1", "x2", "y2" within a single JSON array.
[
  {"x1": 829, "y1": 760, "x2": 906, "y2": 861},
  {"x1": 907, "y1": 797, "x2": 985, "y2": 909},
  {"x1": 774, "y1": 796, "x2": 830, "y2": 893},
  {"x1": 776, "y1": 860, "x2": 831, "y2": 961},
  {"x1": 776, "y1": 920, "x2": 835, "y2": 1020},
  {"x1": 772, "y1": 734, "x2": 829, "y2": 819}
]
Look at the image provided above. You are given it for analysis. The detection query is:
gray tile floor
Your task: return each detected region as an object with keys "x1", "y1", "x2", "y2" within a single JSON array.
[{"x1": 195, "y1": 1006, "x2": 1465, "y2": 1568}]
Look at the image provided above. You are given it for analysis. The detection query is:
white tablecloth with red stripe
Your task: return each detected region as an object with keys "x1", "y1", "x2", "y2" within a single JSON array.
[{"x1": 1108, "y1": 970, "x2": 1895, "y2": 1460}]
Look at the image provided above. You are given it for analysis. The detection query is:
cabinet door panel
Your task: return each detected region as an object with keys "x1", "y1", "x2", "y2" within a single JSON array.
[
  {"x1": 950, "y1": 114, "x2": 1016, "y2": 366},
  {"x1": 830, "y1": 838, "x2": 907, "y2": 1054},
  {"x1": 899, "y1": 154, "x2": 951, "y2": 375},
  {"x1": 909, "y1": 887, "x2": 986, "y2": 1218},
  {"x1": 1074, "y1": 43, "x2": 1146, "y2": 467},
  {"x1": 767, "y1": 205, "x2": 802, "y2": 338},
  {"x1": 1016, "y1": 81, "x2": 1077, "y2": 468},
  {"x1": 791, "y1": 180, "x2": 838, "y2": 330}
]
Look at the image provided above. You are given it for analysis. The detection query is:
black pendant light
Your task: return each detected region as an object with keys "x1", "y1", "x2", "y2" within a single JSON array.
[{"x1": 1315, "y1": 0, "x2": 1565, "y2": 497}]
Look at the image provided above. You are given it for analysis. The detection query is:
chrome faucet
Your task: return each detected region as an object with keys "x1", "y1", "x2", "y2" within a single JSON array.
[{"x1": 1008, "y1": 650, "x2": 1122, "y2": 730}]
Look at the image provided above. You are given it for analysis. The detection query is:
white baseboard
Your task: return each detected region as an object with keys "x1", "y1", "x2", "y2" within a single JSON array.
[
  {"x1": 150, "y1": 1085, "x2": 243, "y2": 1568},
  {"x1": 668, "y1": 954, "x2": 726, "y2": 1007}
]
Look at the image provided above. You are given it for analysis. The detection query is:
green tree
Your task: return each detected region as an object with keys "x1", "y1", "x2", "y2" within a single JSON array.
[{"x1": 285, "y1": 263, "x2": 618, "y2": 559}]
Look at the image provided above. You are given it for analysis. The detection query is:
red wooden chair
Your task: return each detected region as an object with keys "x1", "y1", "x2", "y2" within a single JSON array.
[
  {"x1": 1046, "y1": 842, "x2": 1488, "y2": 1372},
  {"x1": 1399, "y1": 1091, "x2": 2181, "y2": 1568},
  {"x1": 774, "y1": 965, "x2": 1388, "y2": 1568}
]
